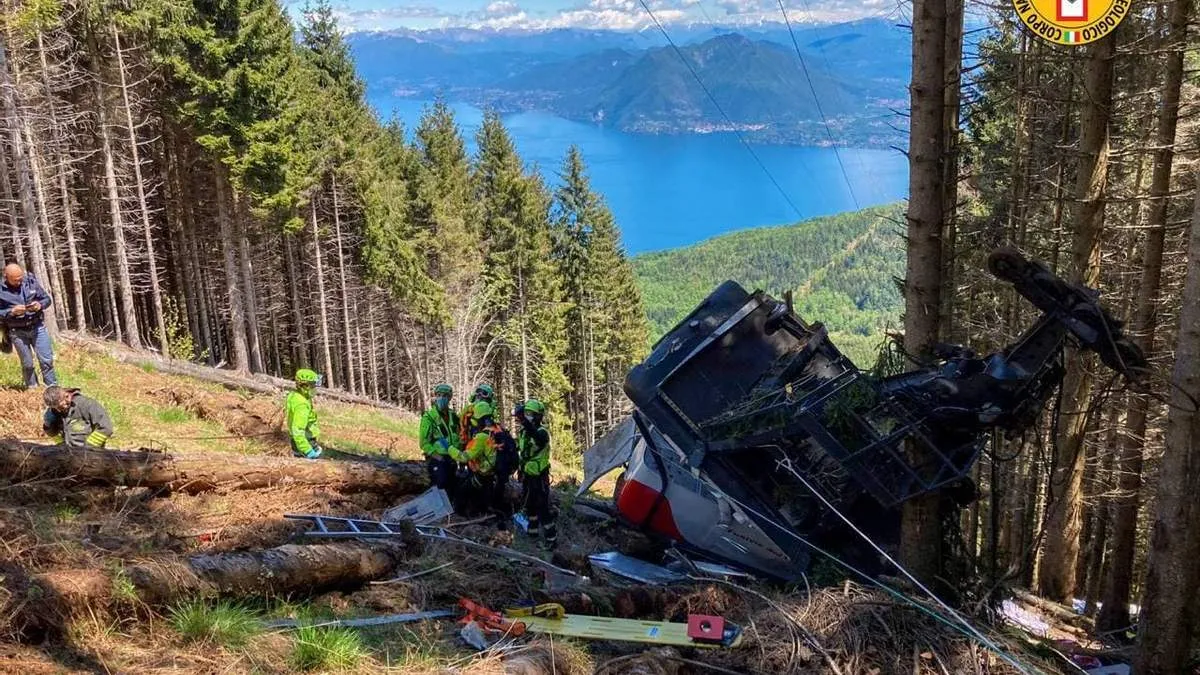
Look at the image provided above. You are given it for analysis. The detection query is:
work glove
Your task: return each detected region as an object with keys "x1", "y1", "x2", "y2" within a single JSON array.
[
  {"x1": 438, "y1": 438, "x2": 450, "y2": 451},
  {"x1": 449, "y1": 447, "x2": 466, "y2": 463},
  {"x1": 305, "y1": 445, "x2": 323, "y2": 459}
]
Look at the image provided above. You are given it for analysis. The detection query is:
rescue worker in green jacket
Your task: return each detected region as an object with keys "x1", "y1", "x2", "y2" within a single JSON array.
[
  {"x1": 458, "y1": 383, "x2": 496, "y2": 449},
  {"x1": 42, "y1": 385, "x2": 114, "y2": 449},
  {"x1": 513, "y1": 399, "x2": 557, "y2": 548},
  {"x1": 286, "y1": 369, "x2": 323, "y2": 459},
  {"x1": 463, "y1": 400, "x2": 517, "y2": 526},
  {"x1": 420, "y1": 383, "x2": 462, "y2": 494}
]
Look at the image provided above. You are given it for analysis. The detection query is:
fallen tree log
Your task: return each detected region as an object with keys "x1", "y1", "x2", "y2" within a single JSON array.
[
  {"x1": 1010, "y1": 588, "x2": 1091, "y2": 629},
  {"x1": 63, "y1": 331, "x2": 404, "y2": 410},
  {"x1": 22, "y1": 538, "x2": 419, "y2": 635},
  {"x1": 0, "y1": 440, "x2": 428, "y2": 495}
]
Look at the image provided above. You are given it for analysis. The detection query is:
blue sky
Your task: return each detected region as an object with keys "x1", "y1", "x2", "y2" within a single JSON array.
[{"x1": 284, "y1": 0, "x2": 897, "y2": 33}]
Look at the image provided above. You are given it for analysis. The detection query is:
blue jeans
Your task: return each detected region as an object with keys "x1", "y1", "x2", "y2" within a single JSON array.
[{"x1": 9, "y1": 324, "x2": 57, "y2": 388}]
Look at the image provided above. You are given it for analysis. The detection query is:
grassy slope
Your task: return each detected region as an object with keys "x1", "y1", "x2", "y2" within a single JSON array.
[
  {"x1": 0, "y1": 341, "x2": 420, "y2": 459},
  {"x1": 633, "y1": 203, "x2": 906, "y2": 366}
]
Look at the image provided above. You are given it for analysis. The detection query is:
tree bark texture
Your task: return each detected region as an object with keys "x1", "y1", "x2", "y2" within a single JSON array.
[
  {"x1": 0, "y1": 440, "x2": 427, "y2": 495},
  {"x1": 900, "y1": 0, "x2": 950, "y2": 587},
  {"x1": 1134, "y1": 167, "x2": 1200, "y2": 675},
  {"x1": 1098, "y1": 0, "x2": 1189, "y2": 634},
  {"x1": 1038, "y1": 35, "x2": 1114, "y2": 602},
  {"x1": 21, "y1": 539, "x2": 418, "y2": 635}
]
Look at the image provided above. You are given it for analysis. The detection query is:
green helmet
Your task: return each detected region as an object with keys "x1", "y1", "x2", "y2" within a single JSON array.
[
  {"x1": 523, "y1": 399, "x2": 546, "y2": 415},
  {"x1": 295, "y1": 368, "x2": 320, "y2": 385},
  {"x1": 433, "y1": 383, "x2": 453, "y2": 396},
  {"x1": 473, "y1": 400, "x2": 495, "y2": 420},
  {"x1": 473, "y1": 383, "x2": 495, "y2": 401}
]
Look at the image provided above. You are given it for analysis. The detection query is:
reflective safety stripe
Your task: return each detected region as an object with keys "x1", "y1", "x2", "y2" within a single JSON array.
[
  {"x1": 518, "y1": 426, "x2": 550, "y2": 475},
  {"x1": 85, "y1": 430, "x2": 109, "y2": 448},
  {"x1": 466, "y1": 429, "x2": 498, "y2": 475}
]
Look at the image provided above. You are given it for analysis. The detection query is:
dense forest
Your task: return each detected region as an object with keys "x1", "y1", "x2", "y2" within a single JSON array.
[
  {"x1": 900, "y1": 0, "x2": 1200, "y2": 670},
  {"x1": 634, "y1": 204, "x2": 905, "y2": 365},
  {"x1": 0, "y1": 0, "x2": 648, "y2": 457}
]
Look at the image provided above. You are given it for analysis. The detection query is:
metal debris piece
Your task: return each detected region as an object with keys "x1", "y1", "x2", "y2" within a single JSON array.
[
  {"x1": 662, "y1": 554, "x2": 753, "y2": 581},
  {"x1": 693, "y1": 561, "x2": 754, "y2": 578},
  {"x1": 284, "y1": 513, "x2": 409, "y2": 538},
  {"x1": 286, "y1": 513, "x2": 588, "y2": 587},
  {"x1": 1085, "y1": 666, "x2": 1130, "y2": 675},
  {"x1": 588, "y1": 551, "x2": 687, "y2": 585},
  {"x1": 544, "y1": 569, "x2": 580, "y2": 594},
  {"x1": 382, "y1": 487, "x2": 453, "y2": 525},
  {"x1": 370, "y1": 561, "x2": 454, "y2": 585},
  {"x1": 263, "y1": 609, "x2": 457, "y2": 629},
  {"x1": 577, "y1": 416, "x2": 638, "y2": 496},
  {"x1": 460, "y1": 621, "x2": 493, "y2": 650}
]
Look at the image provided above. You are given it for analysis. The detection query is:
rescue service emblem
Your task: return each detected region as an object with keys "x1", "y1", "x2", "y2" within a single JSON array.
[{"x1": 1012, "y1": 0, "x2": 1130, "y2": 45}]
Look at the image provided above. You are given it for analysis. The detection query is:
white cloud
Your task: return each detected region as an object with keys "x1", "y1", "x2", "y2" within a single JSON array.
[
  {"x1": 326, "y1": 0, "x2": 891, "y2": 32},
  {"x1": 322, "y1": 4, "x2": 452, "y2": 31},
  {"x1": 468, "y1": 0, "x2": 689, "y2": 30},
  {"x1": 485, "y1": 0, "x2": 521, "y2": 16},
  {"x1": 716, "y1": 0, "x2": 764, "y2": 14}
]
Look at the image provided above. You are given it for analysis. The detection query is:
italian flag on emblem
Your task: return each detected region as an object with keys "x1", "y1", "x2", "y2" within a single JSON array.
[{"x1": 1062, "y1": 30, "x2": 1081, "y2": 43}]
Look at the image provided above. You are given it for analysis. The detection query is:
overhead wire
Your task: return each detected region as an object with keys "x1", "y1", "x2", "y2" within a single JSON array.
[
  {"x1": 634, "y1": 436, "x2": 1046, "y2": 674},
  {"x1": 635, "y1": 0, "x2": 805, "y2": 220},
  {"x1": 769, "y1": 454, "x2": 1044, "y2": 675},
  {"x1": 774, "y1": 0, "x2": 861, "y2": 209}
]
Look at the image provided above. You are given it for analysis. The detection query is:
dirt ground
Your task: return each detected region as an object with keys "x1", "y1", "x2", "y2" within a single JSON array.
[{"x1": 0, "y1": 347, "x2": 1072, "y2": 674}]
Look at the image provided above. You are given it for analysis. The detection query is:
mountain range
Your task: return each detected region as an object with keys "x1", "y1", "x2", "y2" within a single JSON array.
[{"x1": 349, "y1": 19, "x2": 911, "y2": 147}]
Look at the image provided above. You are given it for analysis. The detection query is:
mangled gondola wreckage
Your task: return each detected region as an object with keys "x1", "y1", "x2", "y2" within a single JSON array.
[{"x1": 580, "y1": 248, "x2": 1147, "y2": 581}]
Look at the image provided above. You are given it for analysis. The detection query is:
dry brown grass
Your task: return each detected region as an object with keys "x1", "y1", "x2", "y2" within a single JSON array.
[
  {"x1": 0, "y1": 344, "x2": 1066, "y2": 674},
  {"x1": 0, "y1": 343, "x2": 420, "y2": 459}
]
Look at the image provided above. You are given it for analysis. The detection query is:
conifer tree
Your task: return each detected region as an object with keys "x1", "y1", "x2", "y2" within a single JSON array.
[
  {"x1": 551, "y1": 145, "x2": 647, "y2": 446},
  {"x1": 411, "y1": 100, "x2": 481, "y2": 392}
]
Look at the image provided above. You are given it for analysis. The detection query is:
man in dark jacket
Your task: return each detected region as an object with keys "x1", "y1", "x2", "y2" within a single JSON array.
[
  {"x1": 0, "y1": 263, "x2": 57, "y2": 389},
  {"x1": 43, "y1": 386, "x2": 114, "y2": 449}
]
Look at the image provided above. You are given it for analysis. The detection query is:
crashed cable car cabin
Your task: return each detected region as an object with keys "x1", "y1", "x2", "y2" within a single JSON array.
[{"x1": 584, "y1": 248, "x2": 1145, "y2": 581}]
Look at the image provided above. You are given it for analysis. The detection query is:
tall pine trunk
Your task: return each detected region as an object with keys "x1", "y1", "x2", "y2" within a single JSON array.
[
  {"x1": 236, "y1": 197, "x2": 263, "y2": 373},
  {"x1": 900, "y1": 0, "x2": 949, "y2": 585},
  {"x1": 0, "y1": 39, "x2": 58, "y2": 335},
  {"x1": 1134, "y1": 167, "x2": 1200, "y2": 675},
  {"x1": 331, "y1": 175, "x2": 356, "y2": 393},
  {"x1": 90, "y1": 42, "x2": 140, "y2": 349},
  {"x1": 35, "y1": 31, "x2": 83, "y2": 332},
  {"x1": 0, "y1": 148, "x2": 24, "y2": 264},
  {"x1": 213, "y1": 161, "x2": 249, "y2": 372},
  {"x1": 283, "y1": 231, "x2": 306, "y2": 367},
  {"x1": 111, "y1": 28, "x2": 167, "y2": 355},
  {"x1": 20, "y1": 116, "x2": 66, "y2": 334},
  {"x1": 311, "y1": 199, "x2": 335, "y2": 385},
  {"x1": 1038, "y1": 36, "x2": 1114, "y2": 602},
  {"x1": 1098, "y1": 0, "x2": 1188, "y2": 633}
]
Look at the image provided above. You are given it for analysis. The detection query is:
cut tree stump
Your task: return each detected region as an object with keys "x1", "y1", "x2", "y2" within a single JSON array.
[{"x1": 0, "y1": 440, "x2": 428, "y2": 495}]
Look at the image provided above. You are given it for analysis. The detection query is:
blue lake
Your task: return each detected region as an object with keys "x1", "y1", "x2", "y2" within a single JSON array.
[{"x1": 369, "y1": 95, "x2": 909, "y2": 254}]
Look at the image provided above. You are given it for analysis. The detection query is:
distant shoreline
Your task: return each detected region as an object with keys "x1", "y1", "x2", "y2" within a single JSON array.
[{"x1": 373, "y1": 90, "x2": 908, "y2": 151}]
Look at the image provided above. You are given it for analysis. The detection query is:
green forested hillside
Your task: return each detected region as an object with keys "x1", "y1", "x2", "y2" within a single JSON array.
[{"x1": 633, "y1": 204, "x2": 905, "y2": 365}]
